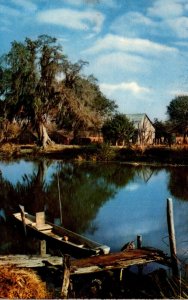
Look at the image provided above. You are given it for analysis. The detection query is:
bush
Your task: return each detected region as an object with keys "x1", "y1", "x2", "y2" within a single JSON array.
[{"x1": 96, "y1": 143, "x2": 116, "y2": 161}]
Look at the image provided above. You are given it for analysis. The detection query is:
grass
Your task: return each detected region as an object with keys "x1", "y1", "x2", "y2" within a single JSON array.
[
  {"x1": 0, "y1": 265, "x2": 51, "y2": 299},
  {"x1": 0, "y1": 142, "x2": 188, "y2": 165}
]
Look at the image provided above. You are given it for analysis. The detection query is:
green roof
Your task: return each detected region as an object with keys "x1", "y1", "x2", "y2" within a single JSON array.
[
  {"x1": 126, "y1": 113, "x2": 146, "y2": 123},
  {"x1": 126, "y1": 113, "x2": 154, "y2": 129}
]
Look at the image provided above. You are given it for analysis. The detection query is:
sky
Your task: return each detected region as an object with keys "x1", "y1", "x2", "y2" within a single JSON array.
[{"x1": 1, "y1": 0, "x2": 188, "y2": 121}]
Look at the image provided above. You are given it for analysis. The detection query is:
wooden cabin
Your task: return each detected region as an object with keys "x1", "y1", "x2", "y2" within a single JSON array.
[{"x1": 126, "y1": 113, "x2": 155, "y2": 145}]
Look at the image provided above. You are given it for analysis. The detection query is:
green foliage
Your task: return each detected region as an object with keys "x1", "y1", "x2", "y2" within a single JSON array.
[
  {"x1": 167, "y1": 96, "x2": 188, "y2": 138},
  {"x1": 96, "y1": 143, "x2": 116, "y2": 161},
  {"x1": 153, "y1": 118, "x2": 175, "y2": 144},
  {"x1": 0, "y1": 35, "x2": 64, "y2": 124},
  {"x1": 102, "y1": 113, "x2": 135, "y2": 145},
  {"x1": 0, "y1": 36, "x2": 117, "y2": 146},
  {"x1": 153, "y1": 119, "x2": 166, "y2": 138},
  {"x1": 58, "y1": 63, "x2": 117, "y2": 137}
]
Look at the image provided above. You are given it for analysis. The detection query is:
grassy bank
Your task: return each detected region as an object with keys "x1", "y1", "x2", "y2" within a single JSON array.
[{"x1": 0, "y1": 143, "x2": 188, "y2": 165}]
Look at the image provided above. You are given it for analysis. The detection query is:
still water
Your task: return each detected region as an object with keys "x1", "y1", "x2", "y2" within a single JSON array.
[{"x1": 0, "y1": 159, "x2": 188, "y2": 263}]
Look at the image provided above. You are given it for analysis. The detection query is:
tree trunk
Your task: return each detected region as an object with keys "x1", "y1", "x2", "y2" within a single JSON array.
[{"x1": 36, "y1": 122, "x2": 54, "y2": 148}]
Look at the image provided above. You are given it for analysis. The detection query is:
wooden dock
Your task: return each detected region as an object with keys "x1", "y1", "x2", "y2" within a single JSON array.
[
  {"x1": 0, "y1": 254, "x2": 62, "y2": 268},
  {"x1": 0, "y1": 248, "x2": 169, "y2": 275},
  {"x1": 0, "y1": 198, "x2": 178, "y2": 299},
  {"x1": 70, "y1": 248, "x2": 169, "y2": 275}
]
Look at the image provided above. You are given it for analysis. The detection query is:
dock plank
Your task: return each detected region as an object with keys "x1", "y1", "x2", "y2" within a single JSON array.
[
  {"x1": 0, "y1": 254, "x2": 63, "y2": 268},
  {"x1": 71, "y1": 249, "x2": 169, "y2": 275},
  {"x1": 0, "y1": 249, "x2": 169, "y2": 274}
]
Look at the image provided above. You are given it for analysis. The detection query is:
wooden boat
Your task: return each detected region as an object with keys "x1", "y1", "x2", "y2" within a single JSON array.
[{"x1": 13, "y1": 210, "x2": 110, "y2": 258}]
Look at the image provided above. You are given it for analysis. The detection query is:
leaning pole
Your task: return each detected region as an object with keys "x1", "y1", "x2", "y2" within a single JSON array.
[{"x1": 166, "y1": 198, "x2": 179, "y2": 277}]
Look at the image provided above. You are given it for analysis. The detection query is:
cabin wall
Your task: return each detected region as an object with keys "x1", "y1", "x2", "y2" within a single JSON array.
[{"x1": 136, "y1": 116, "x2": 155, "y2": 145}]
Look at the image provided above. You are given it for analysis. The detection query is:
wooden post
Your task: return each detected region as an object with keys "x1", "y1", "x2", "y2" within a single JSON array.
[
  {"x1": 40, "y1": 240, "x2": 46, "y2": 257},
  {"x1": 19, "y1": 205, "x2": 27, "y2": 236},
  {"x1": 120, "y1": 268, "x2": 123, "y2": 281},
  {"x1": 167, "y1": 198, "x2": 179, "y2": 277},
  {"x1": 36, "y1": 212, "x2": 45, "y2": 227},
  {"x1": 137, "y1": 235, "x2": 142, "y2": 249},
  {"x1": 61, "y1": 255, "x2": 71, "y2": 299}
]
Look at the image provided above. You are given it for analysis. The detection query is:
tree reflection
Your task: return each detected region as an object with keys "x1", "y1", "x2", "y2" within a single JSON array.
[
  {"x1": 17, "y1": 159, "x2": 50, "y2": 213},
  {"x1": 0, "y1": 160, "x2": 157, "y2": 235},
  {"x1": 168, "y1": 167, "x2": 188, "y2": 201},
  {"x1": 46, "y1": 162, "x2": 118, "y2": 233},
  {"x1": 81, "y1": 163, "x2": 136, "y2": 188},
  {"x1": 135, "y1": 167, "x2": 155, "y2": 183},
  {"x1": 0, "y1": 160, "x2": 49, "y2": 214},
  {"x1": 2, "y1": 160, "x2": 188, "y2": 256},
  {"x1": 0, "y1": 171, "x2": 16, "y2": 212}
]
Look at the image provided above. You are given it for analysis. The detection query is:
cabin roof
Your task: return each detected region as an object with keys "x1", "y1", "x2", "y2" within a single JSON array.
[{"x1": 126, "y1": 113, "x2": 154, "y2": 126}]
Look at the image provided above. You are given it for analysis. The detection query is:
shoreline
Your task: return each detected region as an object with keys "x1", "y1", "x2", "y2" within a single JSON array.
[{"x1": 0, "y1": 143, "x2": 188, "y2": 166}]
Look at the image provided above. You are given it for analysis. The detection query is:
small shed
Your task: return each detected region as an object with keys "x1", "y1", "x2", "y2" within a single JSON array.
[{"x1": 126, "y1": 114, "x2": 155, "y2": 145}]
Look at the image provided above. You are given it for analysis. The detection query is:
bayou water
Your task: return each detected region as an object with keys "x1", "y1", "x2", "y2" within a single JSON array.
[{"x1": 0, "y1": 159, "x2": 188, "y2": 266}]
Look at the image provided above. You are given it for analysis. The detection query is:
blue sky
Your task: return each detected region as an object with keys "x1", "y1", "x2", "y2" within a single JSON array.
[{"x1": 1, "y1": 0, "x2": 188, "y2": 120}]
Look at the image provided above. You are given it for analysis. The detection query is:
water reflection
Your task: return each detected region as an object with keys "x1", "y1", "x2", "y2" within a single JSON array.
[
  {"x1": 0, "y1": 159, "x2": 188, "y2": 258},
  {"x1": 167, "y1": 167, "x2": 188, "y2": 201}
]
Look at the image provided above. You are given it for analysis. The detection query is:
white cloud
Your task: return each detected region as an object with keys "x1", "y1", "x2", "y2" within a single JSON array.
[
  {"x1": 90, "y1": 52, "x2": 150, "y2": 76},
  {"x1": 166, "y1": 17, "x2": 188, "y2": 38},
  {"x1": 10, "y1": 0, "x2": 37, "y2": 12},
  {"x1": 37, "y1": 8, "x2": 104, "y2": 34},
  {"x1": 111, "y1": 3, "x2": 188, "y2": 40},
  {"x1": 111, "y1": 12, "x2": 155, "y2": 37},
  {"x1": 126, "y1": 183, "x2": 140, "y2": 192},
  {"x1": 148, "y1": 0, "x2": 184, "y2": 19},
  {"x1": 123, "y1": 11, "x2": 154, "y2": 26},
  {"x1": 84, "y1": 34, "x2": 178, "y2": 56},
  {"x1": 145, "y1": 0, "x2": 188, "y2": 39},
  {"x1": 100, "y1": 82, "x2": 151, "y2": 95}
]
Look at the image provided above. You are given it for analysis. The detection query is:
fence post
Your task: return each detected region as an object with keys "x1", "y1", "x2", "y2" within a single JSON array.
[{"x1": 166, "y1": 198, "x2": 179, "y2": 277}]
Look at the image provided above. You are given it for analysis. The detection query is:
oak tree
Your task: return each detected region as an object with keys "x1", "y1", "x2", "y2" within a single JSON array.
[{"x1": 167, "y1": 96, "x2": 188, "y2": 143}]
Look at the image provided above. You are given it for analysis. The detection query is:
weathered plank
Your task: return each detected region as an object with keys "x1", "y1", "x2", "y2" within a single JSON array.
[
  {"x1": 70, "y1": 249, "x2": 169, "y2": 275},
  {"x1": 0, "y1": 249, "x2": 169, "y2": 274},
  {"x1": 0, "y1": 255, "x2": 63, "y2": 268}
]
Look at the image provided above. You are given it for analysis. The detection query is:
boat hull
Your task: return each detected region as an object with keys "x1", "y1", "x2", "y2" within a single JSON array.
[{"x1": 13, "y1": 212, "x2": 110, "y2": 258}]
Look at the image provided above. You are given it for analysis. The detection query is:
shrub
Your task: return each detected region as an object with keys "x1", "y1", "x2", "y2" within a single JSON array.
[{"x1": 96, "y1": 143, "x2": 116, "y2": 161}]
